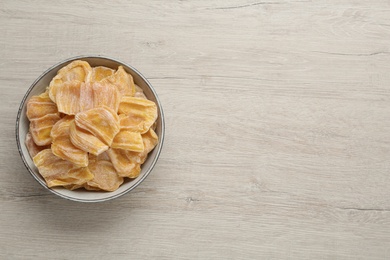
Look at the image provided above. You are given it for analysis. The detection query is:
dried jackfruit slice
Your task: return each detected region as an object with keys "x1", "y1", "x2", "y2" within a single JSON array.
[
  {"x1": 64, "y1": 184, "x2": 84, "y2": 191},
  {"x1": 92, "y1": 82, "x2": 121, "y2": 112},
  {"x1": 50, "y1": 115, "x2": 74, "y2": 139},
  {"x1": 33, "y1": 149, "x2": 75, "y2": 179},
  {"x1": 107, "y1": 148, "x2": 141, "y2": 178},
  {"x1": 89, "y1": 66, "x2": 115, "y2": 82},
  {"x1": 111, "y1": 129, "x2": 144, "y2": 152},
  {"x1": 49, "y1": 60, "x2": 91, "y2": 102},
  {"x1": 75, "y1": 106, "x2": 120, "y2": 146},
  {"x1": 127, "y1": 163, "x2": 141, "y2": 178},
  {"x1": 47, "y1": 167, "x2": 94, "y2": 188},
  {"x1": 118, "y1": 96, "x2": 157, "y2": 117},
  {"x1": 119, "y1": 115, "x2": 144, "y2": 133},
  {"x1": 79, "y1": 82, "x2": 94, "y2": 112},
  {"x1": 51, "y1": 116, "x2": 88, "y2": 167},
  {"x1": 79, "y1": 82, "x2": 121, "y2": 112},
  {"x1": 64, "y1": 184, "x2": 83, "y2": 191},
  {"x1": 87, "y1": 160, "x2": 124, "y2": 191},
  {"x1": 128, "y1": 128, "x2": 159, "y2": 164},
  {"x1": 83, "y1": 183, "x2": 103, "y2": 191},
  {"x1": 33, "y1": 149, "x2": 93, "y2": 188},
  {"x1": 103, "y1": 66, "x2": 135, "y2": 96},
  {"x1": 57, "y1": 60, "x2": 91, "y2": 82},
  {"x1": 118, "y1": 97, "x2": 157, "y2": 133},
  {"x1": 122, "y1": 150, "x2": 143, "y2": 164},
  {"x1": 54, "y1": 81, "x2": 82, "y2": 115},
  {"x1": 26, "y1": 92, "x2": 58, "y2": 120},
  {"x1": 65, "y1": 181, "x2": 107, "y2": 191},
  {"x1": 69, "y1": 121, "x2": 109, "y2": 156},
  {"x1": 25, "y1": 131, "x2": 50, "y2": 158},
  {"x1": 142, "y1": 128, "x2": 159, "y2": 153},
  {"x1": 113, "y1": 162, "x2": 141, "y2": 179},
  {"x1": 29, "y1": 113, "x2": 61, "y2": 146},
  {"x1": 52, "y1": 137, "x2": 88, "y2": 167},
  {"x1": 107, "y1": 128, "x2": 158, "y2": 176}
]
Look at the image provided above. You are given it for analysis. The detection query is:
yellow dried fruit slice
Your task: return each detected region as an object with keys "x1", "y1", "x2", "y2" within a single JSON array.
[
  {"x1": 107, "y1": 148, "x2": 139, "y2": 177},
  {"x1": 92, "y1": 82, "x2": 121, "y2": 112},
  {"x1": 118, "y1": 96, "x2": 157, "y2": 117},
  {"x1": 138, "y1": 128, "x2": 159, "y2": 163},
  {"x1": 25, "y1": 131, "x2": 50, "y2": 158},
  {"x1": 50, "y1": 115, "x2": 74, "y2": 139},
  {"x1": 49, "y1": 60, "x2": 91, "y2": 101},
  {"x1": 126, "y1": 128, "x2": 159, "y2": 164},
  {"x1": 51, "y1": 116, "x2": 88, "y2": 167},
  {"x1": 118, "y1": 115, "x2": 146, "y2": 135},
  {"x1": 111, "y1": 129, "x2": 144, "y2": 152},
  {"x1": 30, "y1": 113, "x2": 61, "y2": 146},
  {"x1": 118, "y1": 97, "x2": 157, "y2": 133},
  {"x1": 83, "y1": 183, "x2": 103, "y2": 191},
  {"x1": 142, "y1": 128, "x2": 158, "y2": 152},
  {"x1": 65, "y1": 180, "x2": 108, "y2": 191},
  {"x1": 89, "y1": 66, "x2": 115, "y2": 82},
  {"x1": 79, "y1": 82, "x2": 121, "y2": 112},
  {"x1": 69, "y1": 121, "x2": 109, "y2": 156},
  {"x1": 103, "y1": 66, "x2": 135, "y2": 96},
  {"x1": 57, "y1": 60, "x2": 91, "y2": 82},
  {"x1": 33, "y1": 149, "x2": 93, "y2": 188},
  {"x1": 26, "y1": 92, "x2": 58, "y2": 120},
  {"x1": 87, "y1": 160, "x2": 123, "y2": 191},
  {"x1": 75, "y1": 106, "x2": 120, "y2": 145},
  {"x1": 33, "y1": 149, "x2": 75, "y2": 179},
  {"x1": 47, "y1": 167, "x2": 93, "y2": 188},
  {"x1": 114, "y1": 162, "x2": 141, "y2": 178},
  {"x1": 52, "y1": 137, "x2": 88, "y2": 167},
  {"x1": 54, "y1": 81, "x2": 82, "y2": 115},
  {"x1": 79, "y1": 82, "x2": 94, "y2": 112},
  {"x1": 128, "y1": 163, "x2": 141, "y2": 178},
  {"x1": 123, "y1": 150, "x2": 143, "y2": 164},
  {"x1": 107, "y1": 128, "x2": 158, "y2": 175}
]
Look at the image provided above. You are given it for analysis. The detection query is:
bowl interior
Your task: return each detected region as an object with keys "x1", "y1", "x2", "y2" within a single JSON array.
[{"x1": 16, "y1": 56, "x2": 164, "y2": 202}]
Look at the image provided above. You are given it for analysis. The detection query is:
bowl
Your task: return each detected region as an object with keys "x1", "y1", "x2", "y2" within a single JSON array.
[{"x1": 16, "y1": 55, "x2": 165, "y2": 202}]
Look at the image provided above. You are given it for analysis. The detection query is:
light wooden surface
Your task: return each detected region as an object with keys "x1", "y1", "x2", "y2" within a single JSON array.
[{"x1": 1, "y1": 0, "x2": 390, "y2": 259}]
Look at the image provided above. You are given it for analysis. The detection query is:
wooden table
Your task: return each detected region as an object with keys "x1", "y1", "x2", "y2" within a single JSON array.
[{"x1": 1, "y1": 1, "x2": 390, "y2": 259}]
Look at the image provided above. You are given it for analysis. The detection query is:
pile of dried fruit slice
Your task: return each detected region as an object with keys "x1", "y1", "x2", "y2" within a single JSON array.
[{"x1": 25, "y1": 60, "x2": 158, "y2": 191}]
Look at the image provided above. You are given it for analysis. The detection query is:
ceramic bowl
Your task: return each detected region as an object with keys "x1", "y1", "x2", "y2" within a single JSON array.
[{"x1": 16, "y1": 55, "x2": 164, "y2": 202}]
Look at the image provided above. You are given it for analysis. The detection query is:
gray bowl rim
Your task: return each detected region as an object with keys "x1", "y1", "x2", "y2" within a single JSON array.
[{"x1": 15, "y1": 55, "x2": 165, "y2": 202}]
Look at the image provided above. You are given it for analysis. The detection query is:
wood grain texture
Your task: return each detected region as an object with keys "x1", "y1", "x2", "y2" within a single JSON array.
[{"x1": 1, "y1": 0, "x2": 390, "y2": 259}]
